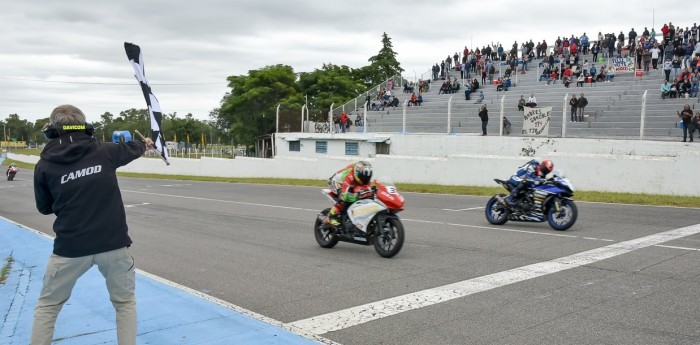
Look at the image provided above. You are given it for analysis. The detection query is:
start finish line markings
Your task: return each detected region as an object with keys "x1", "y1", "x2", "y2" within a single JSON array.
[{"x1": 288, "y1": 224, "x2": 700, "y2": 335}]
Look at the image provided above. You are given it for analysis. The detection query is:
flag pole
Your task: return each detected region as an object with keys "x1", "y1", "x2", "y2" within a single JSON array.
[{"x1": 135, "y1": 130, "x2": 170, "y2": 165}]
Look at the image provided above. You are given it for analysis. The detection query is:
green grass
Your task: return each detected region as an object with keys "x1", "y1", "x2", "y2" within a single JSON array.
[
  {"x1": 119, "y1": 173, "x2": 700, "y2": 208},
  {"x1": 9, "y1": 148, "x2": 41, "y2": 156},
  {"x1": 7, "y1": 158, "x2": 700, "y2": 208},
  {"x1": 0, "y1": 255, "x2": 13, "y2": 285}
]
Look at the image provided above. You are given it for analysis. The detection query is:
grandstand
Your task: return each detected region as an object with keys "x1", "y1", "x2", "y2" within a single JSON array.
[{"x1": 338, "y1": 48, "x2": 697, "y2": 141}]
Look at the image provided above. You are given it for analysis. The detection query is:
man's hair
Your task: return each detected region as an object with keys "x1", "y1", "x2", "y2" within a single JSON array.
[{"x1": 50, "y1": 105, "x2": 86, "y2": 126}]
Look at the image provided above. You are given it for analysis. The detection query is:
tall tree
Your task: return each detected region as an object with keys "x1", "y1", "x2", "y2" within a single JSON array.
[{"x1": 366, "y1": 32, "x2": 404, "y2": 85}]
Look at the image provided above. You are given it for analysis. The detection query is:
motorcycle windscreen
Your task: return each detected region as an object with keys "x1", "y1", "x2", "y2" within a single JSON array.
[{"x1": 347, "y1": 199, "x2": 387, "y2": 233}]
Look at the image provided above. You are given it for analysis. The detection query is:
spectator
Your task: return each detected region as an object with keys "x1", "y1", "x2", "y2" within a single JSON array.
[
  {"x1": 677, "y1": 104, "x2": 694, "y2": 142},
  {"x1": 680, "y1": 77, "x2": 692, "y2": 98},
  {"x1": 577, "y1": 93, "x2": 588, "y2": 122},
  {"x1": 629, "y1": 28, "x2": 637, "y2": 45},
  {"x1": 671, "y1": 57, "x2": 682, "y2": 79},
  {"x1": 471, "y1": 78, "x2": 480, "y2": 92},
  {"x1": 591, "y1": 42, "x2": 600, "y2": 62},
  {"x1": 670, "y1": 79, "x2": 679, "y2": 98},
  {"x1": 539, "y1": 66, "x2": 551, "y2": 82},
  {"x1": 478, "y1": 104, "x2": 488, "y2": 136},
  {"x1": 503, "y1": 116, "x2": 512, "y2": 135},
  {"x1": 664, "y1": 42, "x2": 675, "y2": 61},
  {"x1": 596, "y1": 68, "x2": 606, "y2": 82},
  {"x1": 333, "y1": 115, "x2": 340, "y2": 133},
  {"x1": 690, "y1": 71, "x2": 699, "y2": 98},
  {"x1": 525, "y1": 93, "x2": 537, "y2": 107},
  {"x1": 438, "y1": 81, "x2": 449, "y2": 94},
  {"x1": 340, "y1": 112, "x2": 348, "y2": 133},
  {"x1": 650, "y1": 44, "x2": 661, "y2": 69},
  {"x1": 517, "y1": 95, "x2": 526, "y2": 111},
  {"x1": 605, "y1": 66, "x2": 616, "y2": 82},
  {"x1": 576, "y1": 74, "x2": 586, "y2": 87},
  {"x1": 691, "y1": 112, "x2": 700, "y2": 137},
  {"x1": 547, "y1": 70, "x2": 558, "y2": 85},
  {"x1": 464, "y1": 86, "x2": 471, "y2": 100},
  {"x1": 475, "y1": 91, "x2": 485, "y2": 104},
  {"x1": 569, "y1": 94, "x2": 578, "y2": 122},
  {"x1": 641, "y1": 49, "x2": 651, "y2": 72},
  {"x1": 417, "y1": 94, "x2": 423, "y2": 106},
  {"x1": 563, "y1": 76, "x2": 571, "y2": 88},
  {"x1": 410, "y1": 92, "x2": 418, "y2": 106},
  {"x1": 365, "y1": 93, "x2": 371, "y2": 110}
]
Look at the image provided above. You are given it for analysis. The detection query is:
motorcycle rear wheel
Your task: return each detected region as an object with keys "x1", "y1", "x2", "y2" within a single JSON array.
[
  {"x1": 314, "y1": 208, "x2": 338, "y2": 248},
  {"x1": 373, "y1": 218, "x2": 404, "y2": 258},
  {"x1": 485, "y1": 194, "x2": 510, "y2": 225},
  {"x1": 547, "y1": 199, "x2": 578, "y2": 231}
]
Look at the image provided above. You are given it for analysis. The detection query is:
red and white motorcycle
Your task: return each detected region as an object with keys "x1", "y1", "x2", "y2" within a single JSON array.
[
  {"x1": 315, "y1": 180, "x2": 405, "y2": 258},
  {"x1": 6, "y1": 166, "x2": 18, "y2": 181}
]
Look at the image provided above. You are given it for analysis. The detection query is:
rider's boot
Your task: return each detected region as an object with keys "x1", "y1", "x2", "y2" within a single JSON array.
[{"x1": 325, "y1": 206, "x2": 341, "y2": 228}]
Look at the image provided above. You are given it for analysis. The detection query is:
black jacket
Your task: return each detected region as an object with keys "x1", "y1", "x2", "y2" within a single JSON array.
[
  {"x1": 479, "y1": 108, "x2": 488, "y2": 122},
  {"x1": 34, "y1": 132, "x2": 146, "y2": 257}
]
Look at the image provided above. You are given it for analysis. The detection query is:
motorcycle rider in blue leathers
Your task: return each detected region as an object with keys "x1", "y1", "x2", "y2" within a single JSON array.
[{"x1": 505, "y1": 159, "x2": 554, "y2": 207}]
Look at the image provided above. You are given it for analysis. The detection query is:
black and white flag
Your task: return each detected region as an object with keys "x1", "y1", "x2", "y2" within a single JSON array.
[{"x1": 124, "y1": 42, "x2": 170, "y2": 165}]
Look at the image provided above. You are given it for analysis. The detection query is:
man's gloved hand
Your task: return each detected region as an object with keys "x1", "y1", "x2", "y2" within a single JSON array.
[{"x1": 357, "y1": 187, "x2": 374, "y2": 199}]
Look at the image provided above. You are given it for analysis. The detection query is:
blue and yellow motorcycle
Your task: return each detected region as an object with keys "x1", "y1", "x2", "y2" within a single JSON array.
[{"x1": 485, "y1": 171, "x2": 577, "y2": 231}]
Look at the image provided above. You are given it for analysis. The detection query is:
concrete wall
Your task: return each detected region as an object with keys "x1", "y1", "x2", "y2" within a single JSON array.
[{"x1": 10, "y1": 134, "x2": 700, "y2": 196}]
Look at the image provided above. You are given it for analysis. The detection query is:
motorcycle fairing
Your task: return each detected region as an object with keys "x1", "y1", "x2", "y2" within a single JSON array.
[{"x1": 347, "y1": 199, "x2": 386, "y2": 232}]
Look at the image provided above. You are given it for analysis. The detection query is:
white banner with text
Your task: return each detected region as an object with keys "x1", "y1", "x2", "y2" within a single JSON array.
[{"x1": 522, "y1": 107, "x2": 552, "y2": 136}]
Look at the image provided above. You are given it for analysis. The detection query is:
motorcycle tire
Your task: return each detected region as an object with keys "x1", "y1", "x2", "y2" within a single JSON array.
[
  {"x1": 314, "y1": 208, "x2": 338, "y2": 248},
  {"x1": 373, "y1": 218, "x2": 404, "y2": 258},
  {"x1": 485, "y1": 194, "x2": 510, "y2": 225},
  {"x1": 547, "y1": 199, "x2": 578, "y2": 231}
]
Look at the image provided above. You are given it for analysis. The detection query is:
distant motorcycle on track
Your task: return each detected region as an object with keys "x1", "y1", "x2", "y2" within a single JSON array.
[{"x1": 6, "y1": 165, "x2": 18, "y2": 181}]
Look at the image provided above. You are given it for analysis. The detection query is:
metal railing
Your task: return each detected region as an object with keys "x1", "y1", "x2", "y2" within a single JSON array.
[{"x1": 331, "y1": 75, "x2": 403, "y2": 118}]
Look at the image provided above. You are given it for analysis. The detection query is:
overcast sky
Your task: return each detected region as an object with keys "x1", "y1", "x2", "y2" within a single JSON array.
[{"x1": 1, "y1": 1, "x2": 694, "y2": 124}]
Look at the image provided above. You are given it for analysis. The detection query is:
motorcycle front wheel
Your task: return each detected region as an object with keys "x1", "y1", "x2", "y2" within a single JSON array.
[
  {"x1": 485, "y1": 194, "x2": 510, "y2": 225},
  {"x1": 314, "y1": 208, "x2": 338, "y2": 248},
  {"x1": 373, "y1": 218, "x2": 404, "y2": 258},
  {"x1": 547, "y1": 199, "x2": 578, "y2": 231}
]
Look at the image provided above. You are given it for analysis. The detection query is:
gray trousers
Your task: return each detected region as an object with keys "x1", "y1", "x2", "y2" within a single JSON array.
[{"x1": 31, "y1": 247, "x2": 136, "y2": 345}]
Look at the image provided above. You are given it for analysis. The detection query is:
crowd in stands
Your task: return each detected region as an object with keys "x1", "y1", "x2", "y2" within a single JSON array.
[{"x1": 427, "y1": 21, "x2": 700, "y2": 101}]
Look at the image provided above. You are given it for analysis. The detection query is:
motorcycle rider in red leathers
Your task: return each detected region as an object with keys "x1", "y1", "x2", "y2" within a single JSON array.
[
  {"x1": 326, "y1": 161, "x2": 374, "y2": 227},
  {"x1": 6, "y1": 163, "x2": 18, "y2": 176}
]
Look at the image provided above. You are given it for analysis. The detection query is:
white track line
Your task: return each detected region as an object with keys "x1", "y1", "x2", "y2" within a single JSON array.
[
  {"x1": 288, "y1": 224, "x2": 700, "y2": 335},
  {"x1": 654, "y1": 244, "x2": 700, "y2": 251},
  {"x1": 122, "y1": 189, "x2": 319, "y2": 212},
  {"x1": 442, "y1": 206, "x2": 484, "y2": 211}
]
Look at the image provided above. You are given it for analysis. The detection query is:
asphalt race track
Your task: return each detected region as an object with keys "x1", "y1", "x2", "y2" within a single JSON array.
[{"x1": 2, "y1": 175, "x2": 699, "y2": 345}]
